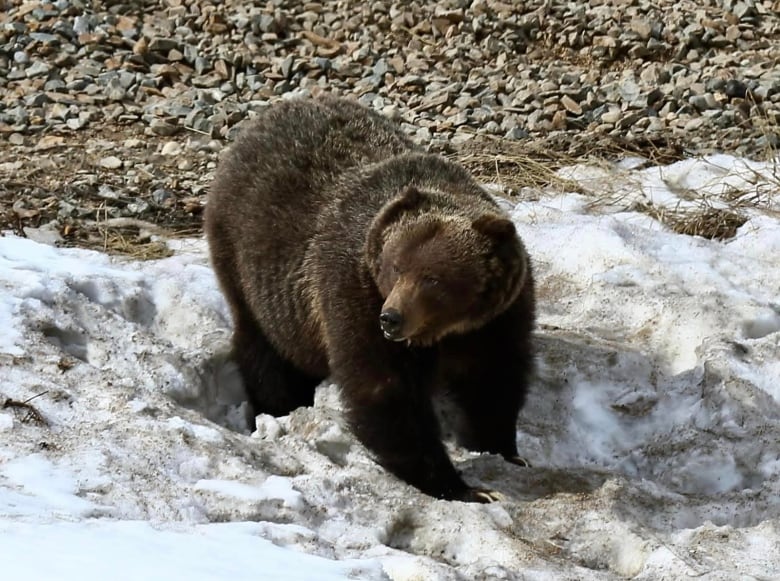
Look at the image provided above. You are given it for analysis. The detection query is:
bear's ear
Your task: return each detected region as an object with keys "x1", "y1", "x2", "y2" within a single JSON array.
[
  {"x1": 382, "y1": 186, "x2": 423, "y2": 218},
  {"x1": 472, "y1": 214, "x2": 516, "y2": 242},
  {"x1": 366, "y1": 187, "x2": 425, "y2": 271}
]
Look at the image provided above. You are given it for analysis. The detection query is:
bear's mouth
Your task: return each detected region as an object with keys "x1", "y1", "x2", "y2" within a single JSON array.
[{"x1": 383, "y1": 330, "x2": 407, "y2": 342}]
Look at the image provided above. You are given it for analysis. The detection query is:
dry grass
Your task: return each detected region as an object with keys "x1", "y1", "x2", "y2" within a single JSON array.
[
  {"x1": 453, "y1": 131, "x2": 686, "y2": 198},
  {"x1": 636, "y1": 204, "x2": 748, "y2": 240},
  {"x1": 645, "y1": 141, "x2": 780, "y2": 240},
  {"x1": 59, "y1": 214, "x2": 204, "y2": 259},
  {"x1": 455, "y1": 131, "x2": 779, "y2": 241}
]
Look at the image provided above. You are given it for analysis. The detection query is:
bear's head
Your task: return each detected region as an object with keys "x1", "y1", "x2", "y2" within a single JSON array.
[{"x1": 366, "y1": 186, "x2": 529, "y2": 345}]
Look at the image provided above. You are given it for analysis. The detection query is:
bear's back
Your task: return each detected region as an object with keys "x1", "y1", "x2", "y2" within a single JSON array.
[{"x1": 212, "y1": 96, "x2": 417, "y2": 216}]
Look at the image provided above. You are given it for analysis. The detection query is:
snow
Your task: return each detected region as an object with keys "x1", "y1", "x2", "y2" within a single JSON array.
[
  {"x1": 2, "y1": 520, "x2": 371, "y2": 581},
  {"x1": 1, "y1": 154, "x2": 779, "y2": 580}
]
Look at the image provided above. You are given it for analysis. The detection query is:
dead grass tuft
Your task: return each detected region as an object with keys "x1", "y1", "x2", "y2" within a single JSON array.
[
  {"x1": 636, "y1": 204, "x2": 748, "y2": 240},
  {"x1": 456, "y1": 132, "x2": 779, "y2": 242},
  {"x1": 60, "y1": 214, "x2": 195, "y2": 259},
  {"x1": 453, "y1": 132, "x2": 686, "y2": 198}
]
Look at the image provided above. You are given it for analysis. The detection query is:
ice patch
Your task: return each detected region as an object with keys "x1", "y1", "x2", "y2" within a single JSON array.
[
  {"x1": 0, "y1": 520, "x2": 381, "y2": 581},
  {"x1": 195, "y1": 476, "x2": 303, "y2": 510},
  {"x1": 0, "y1": 454, "x2": 104, "y2": 519}
]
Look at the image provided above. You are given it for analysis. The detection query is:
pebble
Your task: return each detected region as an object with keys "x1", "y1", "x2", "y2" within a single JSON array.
[
  {"x1": 149, "y1": 118, "x2": 180, "y2": 136},
  {"x1": 601, "y1": 108, "x2": 623, "y2": 124},
  {"x1": 0, "y1": 0, "x2": 775, "y2": 159},
  {"x1": 560, "y1": 95, "x2": 583, "y2": 115},
  {"x1": 1, "y1": 0, "x2": 779, "y2": 243},
  {"x1": 161, "y1": 141, "x2": 183, "y2": 156},
  {"x1": 99, "y1": 156, "x2": 123, "y2": 169}
]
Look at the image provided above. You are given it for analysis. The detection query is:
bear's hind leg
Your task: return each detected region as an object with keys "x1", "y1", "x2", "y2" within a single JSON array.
[{"x1": 232, "y1": 311, "x2": 320, "y2": 418}]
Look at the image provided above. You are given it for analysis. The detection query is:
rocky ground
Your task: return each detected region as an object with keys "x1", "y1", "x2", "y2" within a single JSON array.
[{"x1": 1, "y1": 0, "x2": 779, "y2": 253}]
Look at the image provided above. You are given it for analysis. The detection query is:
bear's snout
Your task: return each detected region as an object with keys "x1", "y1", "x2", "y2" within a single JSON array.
[{"x1": 379, "y1": 308, "x2": 405, "y2": 341}]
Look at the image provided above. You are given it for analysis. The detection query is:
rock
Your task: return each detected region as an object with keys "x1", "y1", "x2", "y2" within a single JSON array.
[
  {"x1": 725, "y1": 80, "x2": 748, "y2": 99},
  {"x1": 148, "y1": 37, "x2": 180, "y2": 52},
  {"x1": 35, "y1": 135, "x2": 65, "y2": 150},
  {"x1": 99, "y1": 156, "x2": 123, "y2": 169},
  {"x1": 684, "y1": 117, "x2": 706, "y2": 132},
  {"x1": 26, "y1": 61, "x2": 52, "y2": 78},
  {"x1": 601, "y1": 108, "x2": 622, "y2": 124},
  {"x1": 161, "y1": 141, "x2": 183, "y2": 156},
  {"x1": 1, "y1": 0, "x2": 779, "y2": 247},
  {"x1": 504, "y1": 126, "x2": 529, "y2": 140},
  {"x1": 631, "y1": 18, "x2": 653, "y2": 40},
  {"x1": 149, "y1": 118, "x2": 180, "y2": 136},
  {"x1": 551, "y1": 110, "x2": 568, "y2": 130},
  {"x1": 151, "y1": 188, "x2": 175, "y2": 206},
  {"x1": 560, "y1": 95, "x2": 583, "y2": 115}
]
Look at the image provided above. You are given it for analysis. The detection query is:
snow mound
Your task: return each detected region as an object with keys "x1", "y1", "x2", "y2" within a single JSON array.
[{"x1": 1, "y1": 155, "x2": 779, "y2": 580}]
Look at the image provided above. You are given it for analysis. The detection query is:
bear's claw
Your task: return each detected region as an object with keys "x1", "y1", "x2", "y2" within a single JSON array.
[
  {"x1": 507, "y1": 455, "x2": 531, "y2": 467},
  {"x1": 459, "y1": 487, "x2": 505, "y2": 503}
]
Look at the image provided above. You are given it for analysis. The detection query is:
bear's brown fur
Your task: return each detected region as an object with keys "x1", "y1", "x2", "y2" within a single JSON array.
[{"x1": 205, "y1": 95, "x2": 535, "y2": 502}]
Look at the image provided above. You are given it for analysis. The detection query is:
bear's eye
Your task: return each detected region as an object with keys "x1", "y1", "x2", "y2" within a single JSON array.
[
  {"x1": 391, "y1": 264, "x2": 401, "y2": 275},
  {"x1": 422, "y1": 275, "x2": 440, "y2": 287}
]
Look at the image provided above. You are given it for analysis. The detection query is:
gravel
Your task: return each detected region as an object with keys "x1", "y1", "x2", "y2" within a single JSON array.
[{"x1": 1, "y1": 0, "x2": 779, "y2": 249}]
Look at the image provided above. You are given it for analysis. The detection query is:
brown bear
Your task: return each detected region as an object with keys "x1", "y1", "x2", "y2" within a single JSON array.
[{"x1": 205, "y1": 95, "x2": 535, "y2": 503}]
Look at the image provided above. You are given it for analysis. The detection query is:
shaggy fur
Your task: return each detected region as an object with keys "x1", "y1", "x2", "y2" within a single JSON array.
[{"x1": 205, "y1": 96, "x2": 536, "y2": 502}]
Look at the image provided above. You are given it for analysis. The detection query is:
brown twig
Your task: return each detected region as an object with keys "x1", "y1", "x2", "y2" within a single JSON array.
[{"x1": 3, "y1": 391, "x2": 49, "y2": 426}]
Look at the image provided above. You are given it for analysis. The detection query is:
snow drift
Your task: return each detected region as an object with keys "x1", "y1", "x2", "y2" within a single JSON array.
[{"x1": 1, "y1": 154, "x2": 779, "y2": 580}]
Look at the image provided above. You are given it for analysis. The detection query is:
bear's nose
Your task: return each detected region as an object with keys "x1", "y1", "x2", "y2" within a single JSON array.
[{"x1": 379, "y1": 309, "x2": 404, "y2": 340}]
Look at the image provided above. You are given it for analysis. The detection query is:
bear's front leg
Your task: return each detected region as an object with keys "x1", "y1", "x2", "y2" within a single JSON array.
[
  {"x1": 328, "y1": 335, "x2": 486, "y2": 501},
  {"x1": 438, "y1": 300, "x2": 535, "y2": 463}
]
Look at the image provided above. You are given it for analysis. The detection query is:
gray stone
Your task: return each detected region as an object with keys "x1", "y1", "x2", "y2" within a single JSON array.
[
  {"x1": 127, "y1": 201, "x2": 150, "y2": 214},
  {"x1": 66, "y1": 118, "x2": 86, "y2": 130},
  {"x1": 26, "y1": 61, "x2": 52, "y2": 78},
  {"x1": 152, "y1": 189, "x2": 174, "y2": 206},
  {"x1": 684, "y1": 117, "x2": 705, "y2": 131},
  {"x1": 44, "y1": 79, "x2": 66, "y2": 91},
  {"x1": 148, "y1": 38, "x2": 180, "y2": 52},
  {"x1": 106, "y1": 78, "x2": 126, "y2": 101},
  {"x1": 280, "y1": 55, "x2": 295, "y2": 79},
  {"x1": 72, "y1": 15, "x2": 92, "y2": 34},
  {"x1": 373, "y1": 59, "x2": 389, "y2": 77},
  {"x1": 161, "y1": 141, "x2": 183, "y2": 156},
  {"x1": 483, "y1": 120, "x2": 501, "y2": 134},
  {"x1": 30, "y1": 33, "x2": 59, "y2": 44},
  {"x1": 504, "y1": 126, "x2": 528, "y2": 140},
  {"x1": 99, "y1": 156, "x2": 123, "y2": 169},
  {"x1": 560, "y1": 95, "x2": 583, "y2": 115},
  {"x1": 149, "y1": 118, "x2": 180, "y2": 136},
  {"x1": 4, "y1": 106, "x2": 29, "y2": 125}
]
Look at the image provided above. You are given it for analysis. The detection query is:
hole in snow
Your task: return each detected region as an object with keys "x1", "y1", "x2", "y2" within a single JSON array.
[
  {"x1": 69, "y1": 279, "x2": 157, "y2": 327},
  {"x1": 166, "y1": 348, "x2": 252, "y2": 434},
  {"x1": 742, "y1": 311, "x2": 780, "y2": 340},
  {"x1": 41, "y1": 325, "x2": 89, "y2": 362},
  {"x1": 384, "y1": 511, "x2": 419, "y2": 552}
]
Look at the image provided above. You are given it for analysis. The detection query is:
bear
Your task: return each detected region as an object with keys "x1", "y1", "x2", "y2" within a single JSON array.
[{"x1": 205, "y1": 95, "x2": 535, "y2": 503}]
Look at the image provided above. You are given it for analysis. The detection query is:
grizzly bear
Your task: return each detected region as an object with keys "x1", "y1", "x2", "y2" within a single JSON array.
[{"x1": 205, "y1": 95, "x2": 535, "y2": 503}]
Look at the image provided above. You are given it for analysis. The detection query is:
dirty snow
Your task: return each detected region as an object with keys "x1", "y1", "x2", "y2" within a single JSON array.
[{"x1": 1, "y1": 154, "x2": 779, "y2": 580}]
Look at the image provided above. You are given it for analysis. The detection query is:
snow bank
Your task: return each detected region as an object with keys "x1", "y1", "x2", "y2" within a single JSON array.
[{"x1": 1, "y1": 154, "x2": 779, "y2": 580}]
